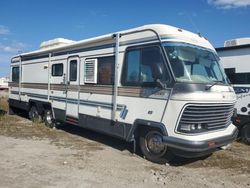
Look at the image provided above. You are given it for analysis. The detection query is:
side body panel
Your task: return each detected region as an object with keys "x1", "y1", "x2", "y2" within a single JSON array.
[{"x1": 9, "y1": 37, "x2": 171, "y2": 140}]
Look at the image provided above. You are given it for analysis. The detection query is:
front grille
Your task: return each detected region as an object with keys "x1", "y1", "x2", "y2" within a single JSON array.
[{"x1": 179, "y1": 104, "x2": 235, "y2": 131}]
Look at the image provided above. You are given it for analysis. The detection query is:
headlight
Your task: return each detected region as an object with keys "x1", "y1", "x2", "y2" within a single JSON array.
[{"x1": 177, "y1": 123, "x2": 208, "y2": 133}]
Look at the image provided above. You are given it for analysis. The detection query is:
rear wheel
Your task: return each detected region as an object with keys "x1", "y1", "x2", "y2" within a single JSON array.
[
  {"x1": 241, "y1": 124, "x2": 250, "y2": 145},
  {"x1": 43, "y1": 109, "x2": 56, "y2": 128},
  {"x1": 29, "y1": 106, "x2": 42, "y2": 123},
  {"x1": 8, "y1": 106, "x2": 16, "y2": 115},
  {"x1": 139, "y1": 129, "x2": 174, "y2": 164}
]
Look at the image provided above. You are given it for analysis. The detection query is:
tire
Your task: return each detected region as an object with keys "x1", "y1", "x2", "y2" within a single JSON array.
[
  {"x1": 43, "y1": 109, "x2": 56, "y2": 128},
  {"x1": 139, "y1": 129, "x2": 174, "y2": 164},
  {"x1": 241, "y1": 124, "x2": 250, "y2": 145},
  {"x1": 29, "y1": 106, "x2": 42, "y2": 123},
  {"x1": 8, "y1": 106, "x2": 16, "y2": 115}
]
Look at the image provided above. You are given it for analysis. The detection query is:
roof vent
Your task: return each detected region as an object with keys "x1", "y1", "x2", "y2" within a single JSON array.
[
  {"x1": 224, "y1": 38, "x2": 250, "y2": 47},
  {"x1": 40, "y1": 38, "x2": 75, "y2": 49}
]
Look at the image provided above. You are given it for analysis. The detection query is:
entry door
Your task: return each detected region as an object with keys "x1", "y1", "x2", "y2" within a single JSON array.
[{"x1": 66, "y1": 57, "x2": 79, "y2": 121}]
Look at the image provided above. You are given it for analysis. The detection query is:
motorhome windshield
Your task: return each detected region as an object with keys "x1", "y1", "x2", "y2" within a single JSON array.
[{"x1": 164, "y1": 43, "x2": 227, "y2": 84}]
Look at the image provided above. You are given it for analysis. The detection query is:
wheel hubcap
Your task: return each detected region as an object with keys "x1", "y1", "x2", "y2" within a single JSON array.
[
  {"x1": 30, "y1": 108, "x2": 39, "y2": 120},
  {"x1": 46, "y1": 112, "x2": 52, "y2": 124},
  {"x1": 145, "y1": 131, "x2": 167, "y2": 157}
]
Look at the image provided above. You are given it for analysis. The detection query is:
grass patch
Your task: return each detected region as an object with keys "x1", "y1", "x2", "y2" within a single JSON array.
[{"x1": 0, "y1": 96, "x2": 8, "y2": 113}]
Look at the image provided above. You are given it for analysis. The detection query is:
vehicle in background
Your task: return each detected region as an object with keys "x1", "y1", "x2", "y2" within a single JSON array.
[
  {"x1": 217, "y1": 38, "x2": 250, "y2": 145},
  {"x1": 0, "y1": 77, "x2": 9, "y2": 90},
  {"x1": 8, "y1": 24, "x2": 237, "y2": 163}
]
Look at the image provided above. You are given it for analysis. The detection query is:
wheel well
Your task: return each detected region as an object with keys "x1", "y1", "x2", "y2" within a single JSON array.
[
  {"x1": 28, "y1": 101, "x2": 36, "y2": 110},
  {"x1": 133, "y1": 124, "x2": 163, "y2": 141},
  {"x1": 28, "y1": 100, "x2": 52, "y2": 115},
  {"x1": 42, "y1": 103, "x2": 51, "y2": 111}
]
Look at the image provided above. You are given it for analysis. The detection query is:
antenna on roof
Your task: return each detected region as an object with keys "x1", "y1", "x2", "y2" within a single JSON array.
[
  {"x1": 17, "y1": 50, "x2": 23, "y2": 54},
  {"x1": 183, "y1": 12, "x2": 200, "y2": 35}
]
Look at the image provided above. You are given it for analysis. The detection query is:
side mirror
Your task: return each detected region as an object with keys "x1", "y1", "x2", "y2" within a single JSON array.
[
  {"x1": 153, "y1": 63, "x2": 163, "y2": 80},
  {"x1": 153, "y1": 63, "x2": 166, "y2": 89}
]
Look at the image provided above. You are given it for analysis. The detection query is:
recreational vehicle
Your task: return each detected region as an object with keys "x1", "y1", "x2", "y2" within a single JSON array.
[
  {"x1": 217, "y1": 38, "x2": 250, "y2": 145},
  {"x1": 9, "y1": 24, "x2": 238, "y2": 163}
]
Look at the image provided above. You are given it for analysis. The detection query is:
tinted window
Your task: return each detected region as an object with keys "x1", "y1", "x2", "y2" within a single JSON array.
[
  {"x1": 52, "y1": 63, "x2": 63, "y2": 76},
  {"x1": 70, "y1": 60, "x2": 77, "y2": 81},
  {"x1": 225, "y1": 68, "x2": 250, "y2": 84},
  {"x1": 12, "y1": 67, "x2": 19, "y2": 82},
  {"x1": 122, "y1": 46, "x2": 168, "y2": 86},
  {"x1": 98, "y1": 56, "x2": 115, "y2": 85}
]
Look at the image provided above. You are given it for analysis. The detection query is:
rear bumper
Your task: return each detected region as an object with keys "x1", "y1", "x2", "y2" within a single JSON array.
[{"x1": 163, "y1": 128, "x2": 238, "y2": 158}]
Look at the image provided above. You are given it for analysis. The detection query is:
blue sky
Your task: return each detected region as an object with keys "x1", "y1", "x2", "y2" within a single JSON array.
[{"x1": 0, "y1": 0, "x2": 250, "y2": 77}]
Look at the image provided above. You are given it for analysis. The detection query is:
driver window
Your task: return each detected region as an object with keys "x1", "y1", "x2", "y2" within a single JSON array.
[{"x1": 122, "y1": 46, "x2": 168, "y2": 86}]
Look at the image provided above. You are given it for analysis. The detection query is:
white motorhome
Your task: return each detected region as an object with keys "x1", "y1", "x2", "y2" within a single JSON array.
[
  {"x1": 217, "y1": 38, "x2": 250, "y2": 145},
  {"x1": 9, "y1": 24, "x2": 237, "y2": 163}
]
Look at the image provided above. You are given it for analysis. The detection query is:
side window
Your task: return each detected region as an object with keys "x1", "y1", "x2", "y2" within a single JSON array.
[
  {"x1": 12, "y1": 67, "x2": 19, "y2": 82},
  {"x1": 70, "y1": 60, "x2": 77, "y2": 81},
  {"x1": 122, "y1": 46, "x2": 168, "y2": 86},
  {"x1": 225, "y1": 68, "x2": 236, "y2": 84},
  {"x1": 84, "y1": 56, "x2": 115, "y2": 85},
  {"x1": 126, "y1": 50, "x2": 140, "y2": 82},
  {"x1": 52, "y1": 63, "x2": 63, "y2": 76},
  {"x1": 98, "y1": 56, "x2": 115, "y2": 85},
  {"x1": 234, "y1": 73, "x2": 250, "y2": 84},
  {"x1": 225, "y1": 69, "x2": 250, "y2": 84}
]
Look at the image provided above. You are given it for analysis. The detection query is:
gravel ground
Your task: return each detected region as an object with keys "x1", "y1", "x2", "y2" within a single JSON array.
[{"x1": 0, "y1": 97, "x2": 249, "y2": 188}]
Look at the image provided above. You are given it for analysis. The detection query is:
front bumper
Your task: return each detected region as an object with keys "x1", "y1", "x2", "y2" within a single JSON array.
[{"x1": 162, "y1": 128, "x2": 238, "y2": 158}]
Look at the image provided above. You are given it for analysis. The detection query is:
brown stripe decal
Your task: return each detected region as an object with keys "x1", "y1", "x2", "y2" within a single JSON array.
[
  {"x1": 8, "y1": 82, "x2": 19, "y2": 87},
  {"x1": 51, "y1": 84, "x2": 65, "y2": 91},
  {"x1": 9, "y1": 82, "x2": 155, "y2": 97},
  {"x1": 22, "y1": 83, "x2": 48, "y2": 89}
]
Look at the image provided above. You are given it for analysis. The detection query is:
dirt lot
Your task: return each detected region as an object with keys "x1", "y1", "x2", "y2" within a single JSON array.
[{"x1": 0, "y1": 97, "x2": 250, "y2": 188}]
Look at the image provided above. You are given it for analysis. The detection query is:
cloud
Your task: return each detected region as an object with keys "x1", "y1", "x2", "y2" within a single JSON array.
[
  {"x1": 0, "y1": 41, "x2": 26, "y2": 54},
  {"x1": 0, "y1": 53, "x2": 11, "y2": 77},
  {"x1": 0, "y1": 25, "x2": 28, "y2": 76},
  {"x1": 0, "y1": 25, "x2": 10, "y2": 35},
  {"x1": 208, "y1": 0, "x2": 250, "y2": 9},
  {"x1": 0, "y1": 40, "x2": 27, "y2": 77}
]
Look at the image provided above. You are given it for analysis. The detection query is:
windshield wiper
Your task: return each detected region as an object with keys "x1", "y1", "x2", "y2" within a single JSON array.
[{"x1": 205, "y1": 81, "x2": 224, "y2": 90}]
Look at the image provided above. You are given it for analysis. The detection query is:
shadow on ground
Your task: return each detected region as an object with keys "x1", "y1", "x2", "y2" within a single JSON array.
[
  {"x1": 58, "y1": 123, "x2": 134, "y2": 152},
  {"x1": 57, "y1": 123, "x2": 208, "y2": 166},
  {"x1": 5, "y1": 111, "x2": 211, "y2": 166}
]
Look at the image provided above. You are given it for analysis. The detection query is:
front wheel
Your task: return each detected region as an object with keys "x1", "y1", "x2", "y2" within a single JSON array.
[
  {"x1": 43, "y1": 110, "x2": 56, "y2": 128},
  {"x1": 139, "y1": 129, "x2": 174, "y2": 164},
  {"x1": 241, "y1": 124, "x2": 250, "y2": 145}
]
